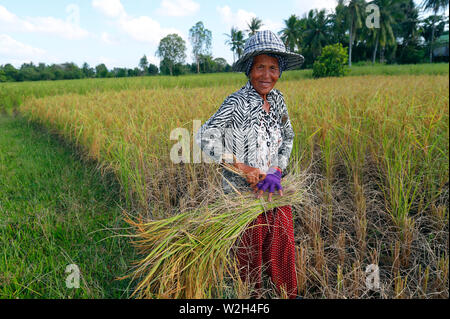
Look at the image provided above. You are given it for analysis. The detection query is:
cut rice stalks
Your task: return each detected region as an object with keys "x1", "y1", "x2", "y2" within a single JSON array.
[{"x1": 122, "y1": 164, "x2": 309, "y2": 299}]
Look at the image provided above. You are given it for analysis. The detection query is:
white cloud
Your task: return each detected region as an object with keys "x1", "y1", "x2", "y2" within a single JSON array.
[
  {"x1": 156, "y1": 0, "x2": 200, "y2": 17},
  {"x1": 262, "y1": 19, "x2": 284, "y2": 33},
  {"x1": 0, "y1": 5, "x2": 16, "y2": 23},
  {"x1": 118, "y1": 15, "x2": 180, "y2": 44},
  {"x1": 293, "y1": 0, "x2": 337, "y2": 16},
  {"x1": 27, "y1": 16, "x2": 90, "y2": 39},
  {"x1": 100, "y1": 32, "x2": 119, "y2": 45},
  {"x1": 217, "y1": 5, "x2": 232, "y2": 23},
  {"x1": 93, "y1": 0, "x2": 182, "y2": 45},
  {"x1": 217, "y1": 6, "x2": 256, "y2": 31},
  {"x1": 0, "y1": 4, "x2": 90, "y2": 39},
  {"x1": 92, "y1": 0, "x2": 190, "y2": 65},
  {"x1": 235, "y1": 9, "x2": 257, "y2": 30},
  {"x1": 0, "y1": 34, "x2": 46, "y2": 56},
  {"x1": 92, "y1": 0, "x2": 126, "y2": 18},
  {"x1": 217, "y1": 6, "x2": 283, "y2": 34},
  {"x1": 0, "y1": 34, "x2": 47, "y2": 66}
]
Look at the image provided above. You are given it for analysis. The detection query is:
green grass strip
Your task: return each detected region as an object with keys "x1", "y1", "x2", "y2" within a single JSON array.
[{"x1": 0, "y1": 114, "x2": 136, "y2": 298}]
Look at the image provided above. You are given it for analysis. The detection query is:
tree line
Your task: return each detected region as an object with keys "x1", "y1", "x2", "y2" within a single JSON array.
[
  {"x1": 155, "y1": 0, "x2": 448, "y2": 75},
  {"x1": 0, "y1": 54, "x2": 232, "y2": 83},
  {"x1": 224, "y1": 0, "x2": 448, "y2": 68},
  {"x1": 1, "y1": 0, "x2": 448, "y2": 82}
]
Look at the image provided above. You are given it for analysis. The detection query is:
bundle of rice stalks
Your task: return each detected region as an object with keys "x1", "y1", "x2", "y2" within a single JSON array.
[{"x1": 122, "y1": 164, "x2": 309, "y2": 299}]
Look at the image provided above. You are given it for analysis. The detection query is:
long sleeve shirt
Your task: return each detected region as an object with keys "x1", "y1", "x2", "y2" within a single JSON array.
[{"x1": 195, "y1": 80, "x2": 295, "y2": 194}]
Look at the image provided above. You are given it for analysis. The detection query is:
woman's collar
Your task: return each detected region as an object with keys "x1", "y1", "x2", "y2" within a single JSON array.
[{"x1": 244, "y1": 80, "x2": 276, "y2": 100}]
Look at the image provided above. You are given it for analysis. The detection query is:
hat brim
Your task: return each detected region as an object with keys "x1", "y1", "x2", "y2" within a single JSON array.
[{"x1": 232, "y1": 50, "x2": 305, "y2": 72}]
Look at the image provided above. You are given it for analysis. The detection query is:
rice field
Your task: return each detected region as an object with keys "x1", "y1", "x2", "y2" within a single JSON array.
[
  {"x1": 2, "y1": 63, "x2": 448, "y2": 115},
  {"x1": 3, "y1": 64, "x2": 449, "y2": 298}
]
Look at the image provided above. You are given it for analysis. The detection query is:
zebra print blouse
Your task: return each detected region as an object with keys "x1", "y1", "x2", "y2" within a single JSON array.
[{"x1": 195, "y1": 80, "x2": 295, "y2": 194}]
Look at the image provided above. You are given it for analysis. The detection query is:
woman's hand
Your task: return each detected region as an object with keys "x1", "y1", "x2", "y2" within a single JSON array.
[
  {"x1": 254, "y1": 167, "x2": 283, "y2": 202},
  {"x1": 234, "y1": 162, "x2": 266, "y2": 186}
]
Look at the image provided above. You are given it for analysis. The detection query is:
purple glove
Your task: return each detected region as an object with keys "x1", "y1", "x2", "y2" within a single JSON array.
[{"x1": 256, "y1": 167, "x2": 283, "y2": 194}]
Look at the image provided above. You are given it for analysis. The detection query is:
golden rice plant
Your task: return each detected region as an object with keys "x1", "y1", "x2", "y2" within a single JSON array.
[{"x1": 121, "y1": 165, "x2": 310, "y2": 299}]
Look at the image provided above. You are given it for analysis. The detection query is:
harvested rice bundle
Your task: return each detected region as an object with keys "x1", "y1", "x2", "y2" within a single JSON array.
[{"x1": 123, "y1": 164, "x2": 309, "y2": 299}]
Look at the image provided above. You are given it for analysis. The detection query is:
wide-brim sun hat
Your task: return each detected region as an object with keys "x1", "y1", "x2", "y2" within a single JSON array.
[{"x1": 232, "y1": 30, "x2": 305, "y2": 72}]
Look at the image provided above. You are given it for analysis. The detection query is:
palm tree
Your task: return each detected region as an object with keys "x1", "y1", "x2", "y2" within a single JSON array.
[
  {"x1": 346, "y1": 0, "x2": 366, "y2": 66},
  {"x1": 234, "y1": 30, "x2": 246, "y2": 59},
  {"x1": 398, "y1": 0, "x2": 421, "y2": 47},
  {"x1": 224, "y1": 27, "x2": 238, "y2": 63},
  {"x1": 302, "y1": 9, "x2": 331, "y2": 59},
  {"x1": 329, "y1": 0, "x2": 349, "y2": 45},
  {"x1": 279, "y1": 14, "x2": 302, "y2": 52},
  {"x1": 391, "y1": 0, "x2": 422, "y2": 63},
  {"x1": 421, "y1": 0, "x2": 450, "y2": 62},
  {"x1": 368, "y1": 0, "x2": 403, "y2": 64},
  {"x1": 224, "y1": 27, "x2": 246, "y2": 63},
  {"x1": 247, "y1": 17, "x2": 263, "y2": 36},
  {"x1": 421, "y1": 14, "x2": 448, "y2": 44}
]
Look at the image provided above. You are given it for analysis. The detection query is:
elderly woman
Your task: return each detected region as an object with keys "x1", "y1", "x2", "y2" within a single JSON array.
[{"x1": 195, "y1": 30, "x2": 304, "y2": 299}]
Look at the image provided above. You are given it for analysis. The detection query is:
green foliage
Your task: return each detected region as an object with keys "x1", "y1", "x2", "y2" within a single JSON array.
[
  {"x1": 398, "y1": 43, "x2": 426, "y2": 64},
  {"x1": 2, "y1": 64, "x2": 20, "y2": 81},
  {"x1": 421, "y1": 15, "x2": 448, "y2": 44},
  {"x1": 112, "y1": 68, "x2": 127, "y2": 78},
  {"x1": 82, "y1": 62, "x2": 95, "y2": 78},
  {"x1": 279, "y1": 14, "x2": 303, "y2": 53},
  {"x1": 247, "y1": 17, "x2": 263, "y2": 36},
  {"x1": 312, "y1": 43, "x2": 349, "y2": 78},
  {"x1": 139, "y1": 55, "x2": 149, "y2": 73},
  {"x1": 189, "y1": 21, "x2": 212, "y2": 73},
  {"x1": 137, "y1": 56, "x2": 159, "y2": 76},
  {"x1": 0, "y1": 70, "x2": 7, "y2": 82},
  {"x1": 225, "y1": 27, "x2": 245, "y2": 62},
  {"x1": 213, "y1": 58, "x2": 232, "y2": 72},
  {"x1": 303, "y1": 9, "x2": 330, "y2": 60},
  {"x1": 191, "y1": 54, "x2": 231, "y2": 73},
  {"x1": 148, "y1": 64, "x2": 159, "y2": 75},
  {"x1": 0, "y1": 115, "x2": 135, "y2": 298},
  {"x1": 156, "y1": 33, "x2": 187, "y2": 76},
  {"x1": 95, "y1": 63, "x2": 109, "y2": 78},
  {"x1": 159, "y1": 59, "x2": 189, "y2": 76}
]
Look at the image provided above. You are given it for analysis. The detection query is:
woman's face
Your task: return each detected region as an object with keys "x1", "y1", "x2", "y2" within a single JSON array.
[{"x1": 249, "y1": 54, "x2": 280, "y2": 98}]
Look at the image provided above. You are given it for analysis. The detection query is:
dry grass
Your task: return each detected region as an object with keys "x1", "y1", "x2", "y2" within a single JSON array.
[{"x1": 120, "y1": 165, "x2": 311, "y2": 298}]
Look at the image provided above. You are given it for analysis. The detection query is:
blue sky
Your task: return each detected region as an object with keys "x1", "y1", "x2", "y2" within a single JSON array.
[{"x1": 0, "y1": 0, "x2": 445, "y2": 69}]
